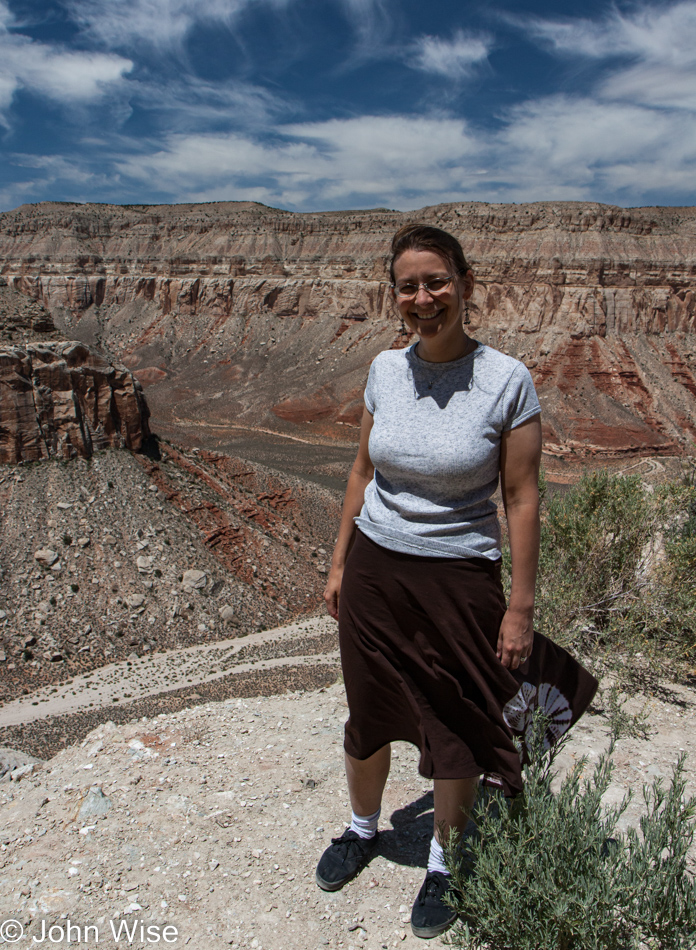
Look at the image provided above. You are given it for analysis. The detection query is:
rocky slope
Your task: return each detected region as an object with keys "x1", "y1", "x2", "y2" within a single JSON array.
[
  {"x1": 0, "y1": 201, "x2": 694, "y2": 458},
  {"x1": 0, "y1": 446, "x2": 341, "y2": 709},
  {"x1": 0, "y1": 676, "x2": 694, "y2": 950}
]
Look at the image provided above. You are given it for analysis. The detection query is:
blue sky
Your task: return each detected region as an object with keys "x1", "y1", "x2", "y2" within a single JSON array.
[{"x1": 1, "y1": 0, "x2": 695, "y2": 211}]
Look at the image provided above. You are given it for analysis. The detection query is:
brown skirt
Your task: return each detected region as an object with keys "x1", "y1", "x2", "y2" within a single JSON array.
[{"x1": 339, "y1": 531, "x2": 598, "y2": 797}]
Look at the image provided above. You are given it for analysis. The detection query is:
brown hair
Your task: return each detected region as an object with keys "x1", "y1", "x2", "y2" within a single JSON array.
[{"x1": 389, "y1": 224, "x2": 470, "y2": 284}]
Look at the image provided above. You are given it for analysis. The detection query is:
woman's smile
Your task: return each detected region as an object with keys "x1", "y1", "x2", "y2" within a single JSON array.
[{"x1": 392, "y1": 248, "x2": 474, "y2": 361}]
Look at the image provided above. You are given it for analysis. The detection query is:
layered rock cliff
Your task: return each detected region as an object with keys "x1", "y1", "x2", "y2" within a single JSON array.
[
  {"x1": 1, "y1": 200, "x2": 695, "y2": 457},
  {"x1": 0, "y1": 341, "x2": 150, "y2": 463}
]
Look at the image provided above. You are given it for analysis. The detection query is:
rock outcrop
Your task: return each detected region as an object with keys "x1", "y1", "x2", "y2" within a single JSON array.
[
  {"x1": 0, "y1": 276, "x2": 60, "y2": 345},
  {"x1": 1, "y1": 200, "x2": 695, "y2": 457},
  {"x1": 0, "y1": 341, "x2": 150, "y2": 463}
]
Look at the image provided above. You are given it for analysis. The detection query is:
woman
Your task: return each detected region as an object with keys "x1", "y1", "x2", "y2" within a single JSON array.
[{"x1": 315, "y1": 224, "x2": 597, "y2": 940}]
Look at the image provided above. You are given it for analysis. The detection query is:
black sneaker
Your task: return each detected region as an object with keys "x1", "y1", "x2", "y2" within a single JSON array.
[
  {"x1": 315, "y1": 828, "x2": 379, "y2": 891},
  {"x1": 411, "y1": 871, "x2": 457, "y2": 939}
]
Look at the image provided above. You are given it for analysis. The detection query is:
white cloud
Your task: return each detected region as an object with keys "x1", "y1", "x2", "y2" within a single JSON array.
[
  {"x1": 132, "y1": 75, "x2": 286, "y2": 131},
  {"x1": 5, "y1": 90, "x2": 696, "y2": 211},
  {"x1": 66, "y1": 0, "x2": 289, "y2": 52},
  {"x1": 114, "y1": 116, "x2": 486, "y2": 208},
  {"x1": 410, "y1": 30, "x2": 492, "y2": 79},
  {"x1": 497, "y1": 95, "x2": 696, "y2": 195},
  {"x1": 526, "y1": 1, "x2": 696, "y2": 65},
  {"x1": 334, "y1": 0, "x2": 393, "y2": 52},
  {"x1": 0, "y1": 2, "x2": 131, "y2": 119},
  {"x1": 522, "y1": 1, "x2": 696, "y2": 112},
  {"x1": 108, "y1": 93, "x2": 696, "y2": 210},
  {"x1": 600, "y1": 64, "x2": 696, "y2": 110}
]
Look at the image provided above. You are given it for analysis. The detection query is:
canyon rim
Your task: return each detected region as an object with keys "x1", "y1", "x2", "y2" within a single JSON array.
[{"x1": 1, "y1": 198, "x2": 695, "y2": 460}]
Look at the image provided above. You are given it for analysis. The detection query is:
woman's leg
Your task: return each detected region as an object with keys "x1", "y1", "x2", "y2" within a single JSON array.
[
  {"x1": 316, "y1": 746, "x2": 390, "y2": 892},
  {"x1": 345, "y1": 745, "x2": 391, "y2": 816},
  {"x1": 432, "y1": 775, "x2": 479, "y2": 843}
]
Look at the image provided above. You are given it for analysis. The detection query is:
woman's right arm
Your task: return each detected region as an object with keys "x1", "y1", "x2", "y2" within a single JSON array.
[{"x1": 323, "y1": 406, "x2": 374, "y2": 620}]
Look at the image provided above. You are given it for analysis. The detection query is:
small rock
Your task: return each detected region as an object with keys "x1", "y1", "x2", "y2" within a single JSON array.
[
  {"x1": 0, "y1": 610, "x2": 7, "y2": 620},
  {"x1": 148, "y1": 484, "x2": 158, "y2": 492},
  {"x1": 182, "y1": 569, "x2": 207, "y2": 590},
  {"x1": 126, "y1": 594, "x2": 146, "y2": 609},
  {"x1": 209, "y1": 860, "x2": 219, "y2": 871},
  {"x1": 0, "y1": 748, "x2": 43, "y2": 779},
  {"x1": 50, "y1": 652, "x2": 63, "y2": 662},
  {"x1": 34, "y1": 548, "x2": 59, "y2": 568},
  {"x1": 78, "y1": 786, "x2": 112, "y2": 820},
  {"x1": 57, "y1": 502, "x2": 72, "y2": 510},
  {"x1": 137, "y1": 556, "x2": 154, "y2": 574},
  {"x1": 77, "y1": 537, "x2": 90, "y2": 548},
  {"x1": 219, "y1": 605, "x2": 235, "y2": 621},
  {"x1": 10, "y1": 763, "x2": 35, "y2": 782},
  {"x1": 50, "y1": 561, "x2": 62, "y2": 573}
]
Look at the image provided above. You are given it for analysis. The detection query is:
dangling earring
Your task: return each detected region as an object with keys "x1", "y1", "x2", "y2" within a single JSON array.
[
  {"x1": 400, "y1": 316, "x2": 406, "y2": 335},
  {"x1": 463, "y1": 301, "x2": 471, "y2": 325}
]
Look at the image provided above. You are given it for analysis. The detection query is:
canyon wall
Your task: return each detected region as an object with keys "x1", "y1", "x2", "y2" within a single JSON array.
[
  {"x1": 0, "y1": 200, "x2": 694, "y2": 457},
  {"x1": 0, "y1": 341, "x2": 150, "y2": 463}
]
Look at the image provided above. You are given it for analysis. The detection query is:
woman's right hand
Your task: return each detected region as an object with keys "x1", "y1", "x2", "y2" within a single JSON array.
[{"x1": 323, "y1": 564, "x2": 344, "y2": 620}]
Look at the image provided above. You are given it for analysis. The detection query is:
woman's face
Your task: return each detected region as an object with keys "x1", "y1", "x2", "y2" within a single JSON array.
[{"x1": 391, "y1": 249, "x2": 473, "y2": 347}]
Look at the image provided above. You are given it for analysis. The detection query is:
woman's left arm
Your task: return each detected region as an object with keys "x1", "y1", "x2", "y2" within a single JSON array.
[{"x1": 497, "y1": 414, "x2": 543, "y2": 670}]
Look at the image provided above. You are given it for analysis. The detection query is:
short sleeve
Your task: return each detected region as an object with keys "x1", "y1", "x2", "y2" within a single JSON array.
[
  {"x1": 363, "y1": 357, "x2": 379, "y2": 415},
  {"x1": 502, "y1": 363, "x2": 541, "y2": 431}
]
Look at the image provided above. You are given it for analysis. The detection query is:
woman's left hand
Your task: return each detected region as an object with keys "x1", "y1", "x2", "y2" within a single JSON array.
[{"x1": 496, "y1": 607, "x2": 534, "y2": 670}]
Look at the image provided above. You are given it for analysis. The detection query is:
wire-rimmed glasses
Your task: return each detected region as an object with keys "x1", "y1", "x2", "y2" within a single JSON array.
[{"x1": 391, "y1": 275, "x2": 457, "y2": 299}]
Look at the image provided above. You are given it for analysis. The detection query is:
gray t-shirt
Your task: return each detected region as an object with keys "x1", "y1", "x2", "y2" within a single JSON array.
[{"x1": 355, "y1": 342, "x2": 541, "y2": 560}]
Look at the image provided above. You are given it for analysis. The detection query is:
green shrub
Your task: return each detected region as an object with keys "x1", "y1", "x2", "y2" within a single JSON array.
[
  {"x1": 445, "y1": 713, "x2": 696, "y2": 950},
  {"x1": 503, "y1": 467, "x2": 696, "y2": 672}
]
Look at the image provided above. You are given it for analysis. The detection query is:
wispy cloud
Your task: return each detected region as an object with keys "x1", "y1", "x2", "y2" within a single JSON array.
[
  {"x1": 524, "y1": 0, "x2": 696, "y2": 64},
  {"x1": 334, "y1": 0, "x2": 394, "y2": 52},
  {"x1": 65, "y1": 0, "x2": 290, "y2": 53},
  {"x1": 0, "y1": 2, "x2": 131, "y2": 121},
  {"x1": 521, "y1": 1, "x2": 696, "y2": 111},
  {"x1": 410, "y1": 30, "x2": 492, "y2": 79},
  {"x1": 130, "y1": 75, "x2": 288, "y2": 132}
]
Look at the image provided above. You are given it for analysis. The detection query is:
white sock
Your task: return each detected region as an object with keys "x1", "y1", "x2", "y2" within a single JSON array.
[
  {"x1": 349, "y1": 807, "x2": 380, "y2": 840},
  {"x1": 427, "y1": 836, "x2": 450, "y2": 875}
]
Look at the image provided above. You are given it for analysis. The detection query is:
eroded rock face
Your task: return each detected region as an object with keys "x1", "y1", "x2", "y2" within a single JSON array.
[
  {"x1": 0, "y1": 341, "x2": 150, "y2": 463},
  {"x1": 1, "y1": 200, "x2": 695, "y2": 457}
]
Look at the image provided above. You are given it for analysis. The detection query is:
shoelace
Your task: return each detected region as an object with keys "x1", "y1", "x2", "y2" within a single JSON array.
[
  {"x1": 420, "y1": 874, "x2": 448, "y2": 903},
  {"x1": 331, "y1": 834, "x2": 370, "y2": 860}
]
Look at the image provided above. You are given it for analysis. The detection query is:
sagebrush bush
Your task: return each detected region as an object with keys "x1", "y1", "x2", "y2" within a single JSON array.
[
  {"x1": 445, "y1": 713, "x2": 696, "y2": 950},
  {"x1": 502, "y1": 467, "x2": 696, "y2": 674}
]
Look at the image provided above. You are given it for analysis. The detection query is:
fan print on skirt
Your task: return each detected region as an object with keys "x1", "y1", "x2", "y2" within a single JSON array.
[{"x1": 503, "y1": 681, "x2": 573, "y2": 752}]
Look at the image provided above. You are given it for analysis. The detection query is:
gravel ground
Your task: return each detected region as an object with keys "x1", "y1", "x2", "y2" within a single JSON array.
[{"x1": 0, "y1": 672, "x2": 694, "y2": 950}]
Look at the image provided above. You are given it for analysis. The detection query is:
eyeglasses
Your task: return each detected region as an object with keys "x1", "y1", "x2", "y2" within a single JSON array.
[{"x1": 391, "y1": 275, "x2": 457, "y2": 299}]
